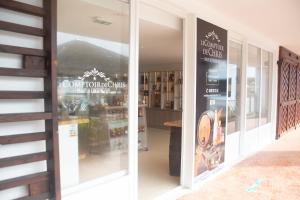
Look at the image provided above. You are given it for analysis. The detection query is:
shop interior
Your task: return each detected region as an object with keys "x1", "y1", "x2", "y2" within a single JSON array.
[
  {"x1": 138, "y1": 5, "x2": 183, "y2": 200},
  {"x1": 57, "y1": 0, "x2": 183, "y2": 199}
]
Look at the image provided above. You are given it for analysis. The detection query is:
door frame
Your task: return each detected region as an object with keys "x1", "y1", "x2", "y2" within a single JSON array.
[
  {"x1": 224, "y1": 34, "x2": 244, "y2": 163},
  {"x1": 129, "y1": 1, "x2": 193, "y2": 199}
]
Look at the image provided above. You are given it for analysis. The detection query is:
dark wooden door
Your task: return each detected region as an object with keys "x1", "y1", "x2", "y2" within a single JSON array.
[
  {"x1": 277, "y1": 47, "x2": 300, "y2": 138},
  {"x1": 0, "y1": 0, "x2": 60, "y2": 199}
]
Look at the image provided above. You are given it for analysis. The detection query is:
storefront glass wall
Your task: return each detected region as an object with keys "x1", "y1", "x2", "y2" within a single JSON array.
[
  {"x1": 57, "y1": 0, "x2": 130, "y2": 188},
  {"x1": 246, "y1": 44, "x2": 261, "y2": 131},
  {"x1": 261, "y1": 50, "x2": 273, "y2": 125},
  {"x1": 245, "y1": 44, "x2": 274, "y2": 131},
  {"x1": 227, "y1": 41, "x2": 243, "y2": 134}
]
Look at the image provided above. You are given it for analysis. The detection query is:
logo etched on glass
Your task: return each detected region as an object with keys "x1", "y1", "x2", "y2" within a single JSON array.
[
  {"x1": 78, "y1": 68, "x2": 111, "y2": 81},
  {"x1": 58, "y1": 67, "x2": 127, "y2": 94}
]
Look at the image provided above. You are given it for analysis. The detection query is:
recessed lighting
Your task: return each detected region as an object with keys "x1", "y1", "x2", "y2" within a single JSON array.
[{"x1": 92, "y1": 16, "x2": 112, "y2": 26}]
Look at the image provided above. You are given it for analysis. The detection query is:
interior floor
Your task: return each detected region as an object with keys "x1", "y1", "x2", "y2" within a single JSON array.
[{"x1": 139, "y1": 128, "x2": 180, "y2": 200}]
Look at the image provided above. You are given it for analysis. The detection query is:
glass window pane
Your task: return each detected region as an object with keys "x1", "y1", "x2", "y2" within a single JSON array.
[
  {"x1": 227, "y1": 41, "x2": 242, "y2": 134},
  {"x1": 57, "y1": 0, "x2": 130, "y2": 188},
  {"x1": 246, "y1": 45, "x2": 261, "y2": 131},
  {"x1": 261, "y1": 50, "x2": 273, "y2": 125}
]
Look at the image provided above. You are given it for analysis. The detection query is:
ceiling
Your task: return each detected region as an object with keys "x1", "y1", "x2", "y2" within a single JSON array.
[
  {"x1": 139, "y1": 20, "x2": 183, "y2": 67},
  {"x1": 172, "y1": 0, "x2": 300, "y2": 55}
]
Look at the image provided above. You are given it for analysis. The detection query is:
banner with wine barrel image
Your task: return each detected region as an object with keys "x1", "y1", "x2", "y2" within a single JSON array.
[{"x1": 194, "y1": 18, "x2": 227, "y2": 177}]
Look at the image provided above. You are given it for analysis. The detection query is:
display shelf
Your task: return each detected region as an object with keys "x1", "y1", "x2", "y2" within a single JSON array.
[
  {"x1": 139, "y1": 70, "x2": 182, "y2": 111},
  {"x1": 89, "y1": 104, "x2": 148, "y2": 151}
]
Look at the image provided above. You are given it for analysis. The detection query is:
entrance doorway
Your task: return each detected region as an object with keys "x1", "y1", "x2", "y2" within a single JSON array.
[{"x1": 138, "y1": 4, "x2": 184, "y2": 200}]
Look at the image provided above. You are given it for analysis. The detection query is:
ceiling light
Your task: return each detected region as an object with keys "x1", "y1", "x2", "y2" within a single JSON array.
[{"x1": 92, "y1": 16, "x2": 112, "y2": 25}]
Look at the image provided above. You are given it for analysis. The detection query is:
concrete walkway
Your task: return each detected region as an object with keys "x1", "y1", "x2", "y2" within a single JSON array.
[{"x1": 179, "y1": 128, "x2": 300, "y2": 200}]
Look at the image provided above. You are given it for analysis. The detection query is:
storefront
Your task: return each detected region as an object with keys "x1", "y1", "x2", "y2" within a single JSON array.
[{"x1": 0, "y1": 0, "x2": 279, "y2": 200}]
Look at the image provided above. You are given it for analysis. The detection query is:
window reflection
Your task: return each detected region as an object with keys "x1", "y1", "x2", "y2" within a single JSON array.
[
  {"x1": 57, "y1": 0, "x2": 129, "y2": 188},
  {"x1": 246, "y1": 45, "x2": 261, "y2": 131},
  {"x1": 227, "y1": 41, "x2": 242, "y2": 134},
  {"x1": 261, "y1": 50, "x2": 273, "y2": 125}
]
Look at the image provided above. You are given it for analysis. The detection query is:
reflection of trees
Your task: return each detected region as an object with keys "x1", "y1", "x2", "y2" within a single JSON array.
[{"x1": 247, "y1": 77, "x2": 260, "y2": 118}]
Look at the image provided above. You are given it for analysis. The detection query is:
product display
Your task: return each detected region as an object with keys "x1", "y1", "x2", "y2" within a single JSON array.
[
  {"x1": 89, "y1": 105, "x2": 148, "y2": 151},
  {"x1": 139, "y1": 71, "x2": 182, "y2": 111}
]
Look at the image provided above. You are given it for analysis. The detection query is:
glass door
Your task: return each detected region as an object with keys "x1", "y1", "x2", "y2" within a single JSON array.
[
  {"x1": 226, "y1": 40, "x2": 243, "y2": 161},
  {"x1": 57, "y1": 0, "x2": 134, "y2": 193}
]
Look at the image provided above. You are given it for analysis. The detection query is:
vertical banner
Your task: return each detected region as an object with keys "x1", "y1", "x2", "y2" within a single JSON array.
[{"x1": 194, "y1": 18, "x2": 227, "y2": 177}]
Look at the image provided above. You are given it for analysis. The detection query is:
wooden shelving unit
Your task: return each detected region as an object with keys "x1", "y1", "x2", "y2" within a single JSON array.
[
  {"x1": 0, "y1": 0, "x2": 60, "y2": 199},
  {"x1": 139, "y1": 71, "x2": 183, "y2": 111},
  {"x1": 89, "y1": 105, "x2": 148, "y2": 151}
]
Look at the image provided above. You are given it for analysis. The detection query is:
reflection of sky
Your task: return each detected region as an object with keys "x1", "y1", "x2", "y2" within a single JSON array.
[
  {"x1": 208, "y1": 64, "x2": 227, "y2": 80},
  {"x1": 57, "y1": 32, "x2": 129, "y2": 56},
  {"x1": 247, "y1": 66, "x2": 258, "y2": 78}
]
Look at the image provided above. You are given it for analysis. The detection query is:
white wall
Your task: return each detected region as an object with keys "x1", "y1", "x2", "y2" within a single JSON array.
[{"x1": 0, "y1": 1, "x2": 46, "y2": 199}]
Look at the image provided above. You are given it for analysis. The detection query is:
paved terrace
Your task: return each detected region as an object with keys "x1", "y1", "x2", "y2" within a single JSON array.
[{"x1": 179, "y1": 128, "x2": 300, "y2": 200}]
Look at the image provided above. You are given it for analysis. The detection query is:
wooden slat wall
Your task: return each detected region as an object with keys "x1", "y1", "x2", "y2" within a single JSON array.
[
  {"x1": 276, "y1": 46, "x2": 300, "y2": 138},
  {"x1": 0, "y1": 0, "x2": 60, "y2": 199}
]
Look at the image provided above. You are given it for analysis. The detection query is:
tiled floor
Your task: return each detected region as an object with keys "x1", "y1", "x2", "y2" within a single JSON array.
[
  {"x1": 139, "y1": 128, "x2": 180, "y2": 200},
  {"x1": 179, "y1": 128, "x2": 300, "y2": 200}
]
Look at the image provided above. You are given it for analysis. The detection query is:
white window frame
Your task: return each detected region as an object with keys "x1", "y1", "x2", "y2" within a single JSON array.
[
  {"x1": 225, "y1": 35, "x2": 244, "y2": 163},
  {"x1": 241, "y1": 39, "x2": 277, "y2": 155}
]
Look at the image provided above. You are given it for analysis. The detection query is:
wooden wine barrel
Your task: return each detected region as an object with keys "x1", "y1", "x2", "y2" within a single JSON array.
[{"x1": 197, "y1": 110, "x2": 214, "y2": 148}]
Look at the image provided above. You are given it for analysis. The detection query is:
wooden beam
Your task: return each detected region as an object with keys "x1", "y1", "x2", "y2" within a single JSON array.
[
  {"x1": 0, "y1": 44, "x2": 46, "y2": 57},
  {"x1": 14, "y1": 193, "x2": 50, "y2": 200},
  {"x1": 0, "y1": 68, "x2": 47, "y2": 77},
  {"x1": 0, "y1": 172, "x2": 49, "y2": 190},
  {"x1": 0, "y1": 112, "x2": 52, "y2": 123},
  {"x1": 0, "y1": 0, "x2": 45, "y2": 17},
  {"x1": 279, "y1": 46, "x2": 300, "y2": 64},
  {"x1": 0, "y1": 21, "x2": 45, "y2": 37},
  {"x1": 0, "y1": 152, "x2": 49, "y2": 168},
  {"x1": 0, "y1": 132, "x2": 47, "y2": 145},
  {"x1": 0, "y1": 91, "x2": 45, "y2": 99}
]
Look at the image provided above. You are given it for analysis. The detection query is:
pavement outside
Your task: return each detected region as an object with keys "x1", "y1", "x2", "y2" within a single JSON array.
[{"x1": 179, "y1": 128, "x2": 300, "y2": 200}]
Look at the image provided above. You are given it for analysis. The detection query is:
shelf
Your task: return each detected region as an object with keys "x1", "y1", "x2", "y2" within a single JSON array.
[
  {"x1": 0, "y1": 68, "x2": 47, "y2": 77},
  {"x1": 0, "y1": 152, "x2": 49, "y2": 168},
  {"x1": 0, "y1": 21, "x2": 45, "y2": 37},
  {"x1": 14, "y1": 193, "x2": 50, "y2": 200},
  {"x1": 0, "y1": 91, "x2": 45, "y2": 99},
  {"x1": 0, "y1": 171, "x2": 49, "y2": 190},
  {"x1": 0, "y1": 44, "x2": 46, "y2": 57},
  {"x1": 107, "y1": 119, "x2": 128, "y2": 129},
  {"x1": 0, "y1": 0, "x2": 46, "y2": 17},
  {"x1": 0, "y1": 132, "x2": 47, "y2": 145},
  {"x1": 0, "y1": 112, "x2": 52, "y2": 123}
]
